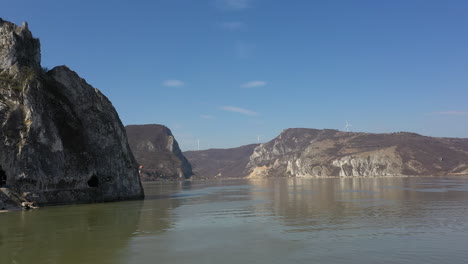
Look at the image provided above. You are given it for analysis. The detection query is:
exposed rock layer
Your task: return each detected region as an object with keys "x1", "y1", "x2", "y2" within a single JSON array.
[
  {"x1": 248, "y1": 128, "x2": 468, "y2": 177},
  {"x1": 0, "y1": 19, "x2": 40, "y2": 72},
  {"x1": 185, "y1": 128, "x2": 468, "y2": 178},
  {"x1": 126, "y1": 124, "x2": 193, "y2": 180},
  {"x1": 0, "y1": 19, "x2": 144, "y2": 209}
]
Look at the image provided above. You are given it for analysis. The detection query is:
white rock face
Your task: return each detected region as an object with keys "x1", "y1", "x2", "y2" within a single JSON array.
[
  {"x1": 331, "y1": 148, "x2": 403, "y2": 176},
  {"x1": 166, "y1": 135, "x2": 174, "y2": 152},
  {"x1": 247, "y1": 129, "x2": 415, "y2": 178},
  {"x1": 186, "y1": 128, "x2": 468, "y2": 179}
]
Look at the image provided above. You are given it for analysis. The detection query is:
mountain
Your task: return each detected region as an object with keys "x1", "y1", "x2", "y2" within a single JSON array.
[
  {"x1": 184, "y1": 144, "x2": 259, "y2": 179},
  {"x1": 126, "y1": 124, "x2": 193, "y2": 180},
  {"x1": 186, "y1": 128, "x2": 468, "y2": 179},
  {"x1": 0, "y1": 19, "x2": 144, "y2": 210},
  {"x1": 248, "y1": 128, "x2": 468, "y2": 177}
]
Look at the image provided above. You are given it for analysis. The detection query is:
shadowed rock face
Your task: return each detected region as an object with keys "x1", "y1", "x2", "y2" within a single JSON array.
[
  {"x1": 0, "y1": 19, "x2": 144, "y2": 209},
  {"x1": 126, "y1": 124, "x2": 193, "y2": 180},
  {"x1": 184, "y1": 144, "x2": 259, "y2": 179}
]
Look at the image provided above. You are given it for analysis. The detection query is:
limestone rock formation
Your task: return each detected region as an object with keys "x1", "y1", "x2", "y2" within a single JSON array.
[
  {"x1": 126, "y1": 124, "x2": 193, "y2": 180},
  {"x1": 0, "y1": 19, "x2": 40, "y2": 73},
  {"x1": 185, "y1": 128, "x2": 468, "y2": 179},
  {"x1": 0, "y1": 19, "x2": 144, "y2": 210},
  {"x1": 247, "y1": 128, "x2": 468, "y2": 177}
]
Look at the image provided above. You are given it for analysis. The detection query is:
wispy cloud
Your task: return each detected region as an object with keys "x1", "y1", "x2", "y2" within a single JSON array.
[
  {"x1": 162, "y1": 80, "x2": 185, "y2": 87},
  {"x1": 235, "y1": 41, "x2": 256, "y2": 59},
  {"x1": 217, "y1": 0, "x2": 252, "y2": 10},
  {"x1": 433, "y1": 111, "x2": 468, "y2": 116},
  {"x1": 241, "y1": 80, "x2": 267, "y2": 88},
  {"x1": 221, "y1": 106, "x2": 258, "y2": 116},
  {"x1": 200, "y1": 114, "x2": 215, "y2": 119},
  {"x1": 219, "y1": 21, "x2": 245, "y2": 30}
]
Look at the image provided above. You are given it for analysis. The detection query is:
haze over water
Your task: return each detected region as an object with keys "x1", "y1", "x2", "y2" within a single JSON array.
[{"x1": 2, "y1": 177, "x2": 468, "y2": 264}]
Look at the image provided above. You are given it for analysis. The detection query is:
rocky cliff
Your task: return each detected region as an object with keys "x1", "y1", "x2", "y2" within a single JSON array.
[
  {"x1": 0, "y1": 19, "x2": 144, "y2": 210},
  {"x1": 185, "y1": 128, "x2": 468, "y2": 179},
  {"x1": 247, "y1": 128, "x2": 468, "y2": 177},
  {"x1": 126, "y1": 124, "x2": 193, "y2": 180},
  {"x1": 184, "y1": 144, "x2": 259, "y2": 179}
]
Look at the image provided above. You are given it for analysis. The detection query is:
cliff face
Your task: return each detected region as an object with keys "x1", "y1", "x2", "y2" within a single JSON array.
[
  {"x1": 0, "y1": 19, "x2": 144, "y2": 210},
  {"x1": 247, "y1": 128, "x2": 468, "y2": 177},
  {"x1": 184, "y1": 144, "x2": 259, "y2": 179},
  {"x1": 0, "y1": 19, "x2": 40, "y2": 72},
  {"x1": 126, "y1": 124, "x2": 193, "y2": 180},
  {"x1": 184, "y1": 128, "x2": 468, "y2": 179}
]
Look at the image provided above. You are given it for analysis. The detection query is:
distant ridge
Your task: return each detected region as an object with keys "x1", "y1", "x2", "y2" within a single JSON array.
[
  {"x1": 185, "y1": 128, "x2": 468, "y2": 178},
  {"x1": 184, "y1": 144, "x2": 259, "y2": 179}
]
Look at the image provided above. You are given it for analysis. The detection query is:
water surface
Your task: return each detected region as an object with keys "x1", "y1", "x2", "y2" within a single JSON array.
[{"x1": 1, "y1": 177, "x2": 468, "y2": 264}]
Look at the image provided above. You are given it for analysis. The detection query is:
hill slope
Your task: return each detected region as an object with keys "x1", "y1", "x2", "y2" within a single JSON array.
[
  {"x1": 186, "y1": 128, "x2": 468, "y2": 178},
  {"x1": 184, "y1": 144, "x2": 259, "y2": 179},
  {"x1": 248, "y1": 129, "x2": 468, "y2": 177},
  {"x1": 126, "y1": 124, "x2": 193, "y2": 180}
]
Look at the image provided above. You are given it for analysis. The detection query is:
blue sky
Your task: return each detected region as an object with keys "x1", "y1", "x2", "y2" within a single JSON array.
[{"x1": 3, "y1": 0, "x2": 468, "y2": 150}]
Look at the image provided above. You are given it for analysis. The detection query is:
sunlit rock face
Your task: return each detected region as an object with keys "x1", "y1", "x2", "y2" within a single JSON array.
[
  {"x1": 126, "y1": 124, "x2": 193, "y2": 180},
  {"x1": 0, "y1": 19, "x2": 144, "y2": 209},
  {"x1": 246, "y1": 128, "x2": 468, "y2": 178},
  {"x1": 184, "y1": 128, "x2": 468, "y2": 179},
  {"x1": 0, "y1": 19, "x2": 40, "y2": 72}
]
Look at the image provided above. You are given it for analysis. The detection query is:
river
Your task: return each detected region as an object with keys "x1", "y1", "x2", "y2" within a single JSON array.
[{"x1": 1, "y1": 177, "x2": 468, "y2": 264}]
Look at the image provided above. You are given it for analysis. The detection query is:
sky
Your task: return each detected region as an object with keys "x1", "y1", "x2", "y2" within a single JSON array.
[{"x1": 2, "y1": 0, "x2": 468, "y2": 150}]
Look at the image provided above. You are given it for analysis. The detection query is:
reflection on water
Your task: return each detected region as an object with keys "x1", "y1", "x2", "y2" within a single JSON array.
[
  {"x1": 2, "y1": 177, "x2": 468, "y2": 264},
  {"x1": 0, "y1": 182, "x2": 184, "y2": 264},
  {"x1": 249, "y1": 178, "x2": 468, "y2": 235},
  {"x1": 0, "y1": 201, "x2": 143, "y2": 264}
]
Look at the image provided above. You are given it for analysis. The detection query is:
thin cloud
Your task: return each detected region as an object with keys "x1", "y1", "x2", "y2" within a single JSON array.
[
  {"x1": 235, "y1": 41, "x2": 256, "y2": 59},
  {"x1": 221, "y1": 106, "x2": 258, "y2": 116},
  {"x1": 217, "y1": 0, "x2": 252, "y2": 10},
  {"x1": 200, "y1": 114, "x2": 215, "y2": 119},
  {"x1": 163, "y1": 80, "x2": 185, "y2": 87},
  {"x1": 219, "y1": 21, "x2": 245, "y2": 30},
  {"x1": 433, "y1": 111, "x2": 468, "y2": 116},
  {"x1": 241, "y1": 80, "x2": 267, "y2": 88}
]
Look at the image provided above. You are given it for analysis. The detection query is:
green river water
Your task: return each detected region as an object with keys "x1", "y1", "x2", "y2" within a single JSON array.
[{"x1": 1, "y1": 177, "x2": 468, "y2": 264}]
